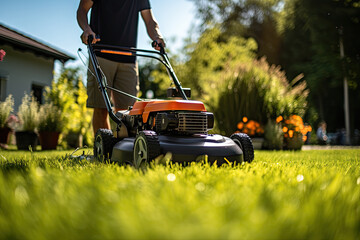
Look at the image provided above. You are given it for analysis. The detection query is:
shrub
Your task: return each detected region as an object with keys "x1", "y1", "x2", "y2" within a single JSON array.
[
  {"x1": 211, "y1": 58, "x2": 308, "y2": 136},
  {"x1": 17, "y1": 93, "x2": 39, "y2": 132},
  {"x1": 0, "y1": 95, "x2": 14, "y2": 128},
  {"x1": 45, "y1": 68, "x2": 93, "y2": 147},
  {"x1": 38, "y1": 103, "x2": 64, "y2": 132}
]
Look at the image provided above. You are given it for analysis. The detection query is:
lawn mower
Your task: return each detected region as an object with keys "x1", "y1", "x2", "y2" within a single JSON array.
[{"x1": 87, "y1": 36, "x2": 254, "y2": 168}]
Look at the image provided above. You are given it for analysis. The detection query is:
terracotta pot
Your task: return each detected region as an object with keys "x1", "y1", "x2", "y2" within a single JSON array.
[
  {"x1": 39, "y1": 131, "x2": 60, "y2": 150},
  {"x1": 0, "y1": 127, "x2": 11, "y2": 144},
  {"x1": 15, "y1": 131, "x2": 38, "y2": 150}
]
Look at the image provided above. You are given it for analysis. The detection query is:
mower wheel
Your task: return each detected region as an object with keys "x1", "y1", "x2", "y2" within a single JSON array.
[
  {"x1": 133, "y1": 131, "x2": 161, "y2": 169},
  {"x1": 94, "y1": 128, "x2": 117, "y2": 162},
  {"x1": 230, "y1": 133, "x2": 254, "y2": 163}
]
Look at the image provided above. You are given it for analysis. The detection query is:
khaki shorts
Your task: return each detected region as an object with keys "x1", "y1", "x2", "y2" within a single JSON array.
[{"x1": 87, "y1": 57, "x2": 139, "y2": 109}]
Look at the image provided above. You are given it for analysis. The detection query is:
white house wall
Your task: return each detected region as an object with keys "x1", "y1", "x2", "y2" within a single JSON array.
[{"x1": 0, "y1": 44, "x2": 54, "y2": 111}]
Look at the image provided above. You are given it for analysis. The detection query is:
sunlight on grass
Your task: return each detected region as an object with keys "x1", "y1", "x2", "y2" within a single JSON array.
[{"x1": 0, "y1": 149, "x2": 359, "y2": 239}]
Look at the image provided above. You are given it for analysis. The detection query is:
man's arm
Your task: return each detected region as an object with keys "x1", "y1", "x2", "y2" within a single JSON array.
[
  {"x1": 141, "y1": 9, "x2": 165, "y2": 50},
  {"x1": 77, "y1": 0, "x2": 99, "y2": 44}
]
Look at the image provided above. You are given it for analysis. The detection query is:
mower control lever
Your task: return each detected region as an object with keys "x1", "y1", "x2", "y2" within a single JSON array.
[{"x1": 87, "y1": 35, "x2": 101, "y2": 45}]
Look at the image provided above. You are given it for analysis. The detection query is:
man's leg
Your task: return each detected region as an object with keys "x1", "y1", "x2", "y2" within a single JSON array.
[
  {"x1": 87, "y1": 57, "x2": 117, "y2": 135},
  {"x1": 112, "y1": 62, "x2": 139, "y2": 138},
  {"x1": 92, "y1": 108, "x2": 110, "y2": 135}
]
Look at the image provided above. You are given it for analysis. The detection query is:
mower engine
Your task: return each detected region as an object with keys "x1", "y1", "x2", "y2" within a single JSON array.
[{"x1": 155, "y1": 111, "x2": 214, "y2": 135}]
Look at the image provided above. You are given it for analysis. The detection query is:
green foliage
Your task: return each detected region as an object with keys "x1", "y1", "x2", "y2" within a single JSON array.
[
  {"x1": 0, "y1": 150, "x2": 359, "y2": 239},
  {"x1": 182, "y1": 27, "x2": 257, "y2": 101},
  {"x1": 176, "y1": 26, "x2": 308, "y2": 136},
  {"x1": 143, "y1": 50, "x2": 186, "y2": 99},
  {"x1": 191, "y1": 0, "x2": 360, "y2": 133},
  {"x1": 45, "y1": 67, "x2": 93, "y2": 147},
  {"x1": 0, "y1": 95, "x2": 14, "y2": 128},
  {"x1": 17, "y1": 93, "x2": 39, "y2": 132},
  {"x1": 38, "y1": 103, "x2": 64, "y2": 132},
  {"x1": 279, "y1": 0, "x2": 360, "y2": 130},
  {"x1": 209, "y1": 57, "x2": 308, "y2": 135},
  {"x1": 191, "y1": 0, "x2": 283, "y2": 64}
]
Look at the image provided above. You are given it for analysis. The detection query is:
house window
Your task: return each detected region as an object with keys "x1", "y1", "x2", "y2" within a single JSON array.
[
  {"x1": 31, "y1": 84, "x2": 44, "y2": 104},
  {"x1": 0, "y1": 76, "x2": 7, "y2": 101}
]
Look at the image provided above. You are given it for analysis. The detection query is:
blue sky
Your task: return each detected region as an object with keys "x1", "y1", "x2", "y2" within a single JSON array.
[{"x1": 0, "y1": 0, "x2": 196, "y2": 71}]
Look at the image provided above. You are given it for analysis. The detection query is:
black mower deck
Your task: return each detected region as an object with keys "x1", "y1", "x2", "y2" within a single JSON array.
[{"x1": 111, "y1": 134, "x2": 243, "y2": 165}]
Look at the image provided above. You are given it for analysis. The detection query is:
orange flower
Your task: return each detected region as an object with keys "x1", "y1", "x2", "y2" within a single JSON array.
[
  {"x1": 247, "y1": 120, "x2": 255, "y2": 129},
  {"x1": 236, "y1": 119, "x2": 264, "y2": 137},
  {"x1": 276, "y1": 116, "x2": 283, "y2": 123},
  {"x1": 281, "y1": 115, "x2": 313, "y2": 141},
  {"x1": 289, "y1": 130, "x2": 294, "y2": 138}
]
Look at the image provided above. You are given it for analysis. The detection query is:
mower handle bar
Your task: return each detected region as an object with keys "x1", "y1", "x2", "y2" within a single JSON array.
[{"x1": 86, "y1": 35, "x2": 188, "y2": 125}]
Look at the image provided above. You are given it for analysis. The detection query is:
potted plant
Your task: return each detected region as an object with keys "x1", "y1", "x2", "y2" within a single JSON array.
[
  {"x1": 278, "y1": 115, "x2": 312, "y2": 150},
  {"x1": 16, "y1": 93, "x2": 39, "y2": 150},
  {"x1": 38, "y1": 103, "x2": 64, "y2": 150},
  {"x1": 0, "y1": 95, "x2": 14, "y2": 147}
]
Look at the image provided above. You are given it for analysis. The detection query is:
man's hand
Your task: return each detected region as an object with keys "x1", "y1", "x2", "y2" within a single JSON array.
[
  {"x1": 81, "y1": 28, "x2": 100, "y2": 45},
  {"x1": 152, "y1": 37, "x2": 166, "y2": 51}
]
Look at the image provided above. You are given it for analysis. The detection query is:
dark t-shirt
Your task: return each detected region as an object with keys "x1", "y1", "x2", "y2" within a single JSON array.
[{"x1": 90, "y1": 0, "x2": 151, "y2": 63}]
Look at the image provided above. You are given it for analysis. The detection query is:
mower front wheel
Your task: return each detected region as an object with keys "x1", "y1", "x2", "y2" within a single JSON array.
[
  {"x1": 133, "y1": 131, "x2": 161, "y2": 169},
  {"x1": 230, "y1": 133, "x2": 254, "y2": 163},
  {"x1": 94, "y1": 129, "x2": 117, "y2": 162}
]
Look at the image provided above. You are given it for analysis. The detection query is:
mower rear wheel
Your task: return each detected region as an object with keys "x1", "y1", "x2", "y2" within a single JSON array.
[
  {"x1": 94, "y1": 128, "x2": 117, "y2": 162},
  {"x1": 230, "y1": 133, "x2": 254, "y2": 163},
  {"x1": 133, "y1": 131, "x2": 161, "y2": 169}
]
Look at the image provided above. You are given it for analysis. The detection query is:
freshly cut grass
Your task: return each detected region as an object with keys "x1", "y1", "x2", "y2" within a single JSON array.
[{"x1": 0, "y1": 149, "x2": 359, "y2": 239}]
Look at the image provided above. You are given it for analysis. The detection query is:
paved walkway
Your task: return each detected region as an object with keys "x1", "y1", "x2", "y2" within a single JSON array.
[{"x1": 302, "y1": 145, "x2": 360, "y2": 150}]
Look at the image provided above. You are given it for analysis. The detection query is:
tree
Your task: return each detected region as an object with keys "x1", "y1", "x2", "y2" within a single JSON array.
[
  {"x1": 279, "y1": 0, "x2": 360, "y2": 133},
  {"x1": 180, "y1": 27, "x2": 257, "y2": 101},
  {"x1": 190, "y1": 0, "x2": 283, "y2": 64}
]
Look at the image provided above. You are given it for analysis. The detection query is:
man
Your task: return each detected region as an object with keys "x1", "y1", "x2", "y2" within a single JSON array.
[
  {"x1": 316, "y1": 121, "x2": 328, "y2": 145},
  {"x1": 77, "y1": 0, "x2": 165, "y2": 135}
]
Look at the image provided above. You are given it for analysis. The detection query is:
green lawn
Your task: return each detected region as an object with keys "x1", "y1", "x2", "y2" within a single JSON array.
[{"x1": 0, "y1": 149, "x2": 359, "y2": 239}]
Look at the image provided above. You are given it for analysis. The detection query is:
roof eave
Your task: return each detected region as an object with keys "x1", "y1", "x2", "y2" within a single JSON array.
[{"x1": 0, "y1": 35, "x2": 75, "y2": 62}]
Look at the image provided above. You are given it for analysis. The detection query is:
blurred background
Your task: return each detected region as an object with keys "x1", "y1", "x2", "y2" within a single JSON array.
[{"x1": 1, "y1": 0, "x2": 359, "y2": 149}]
